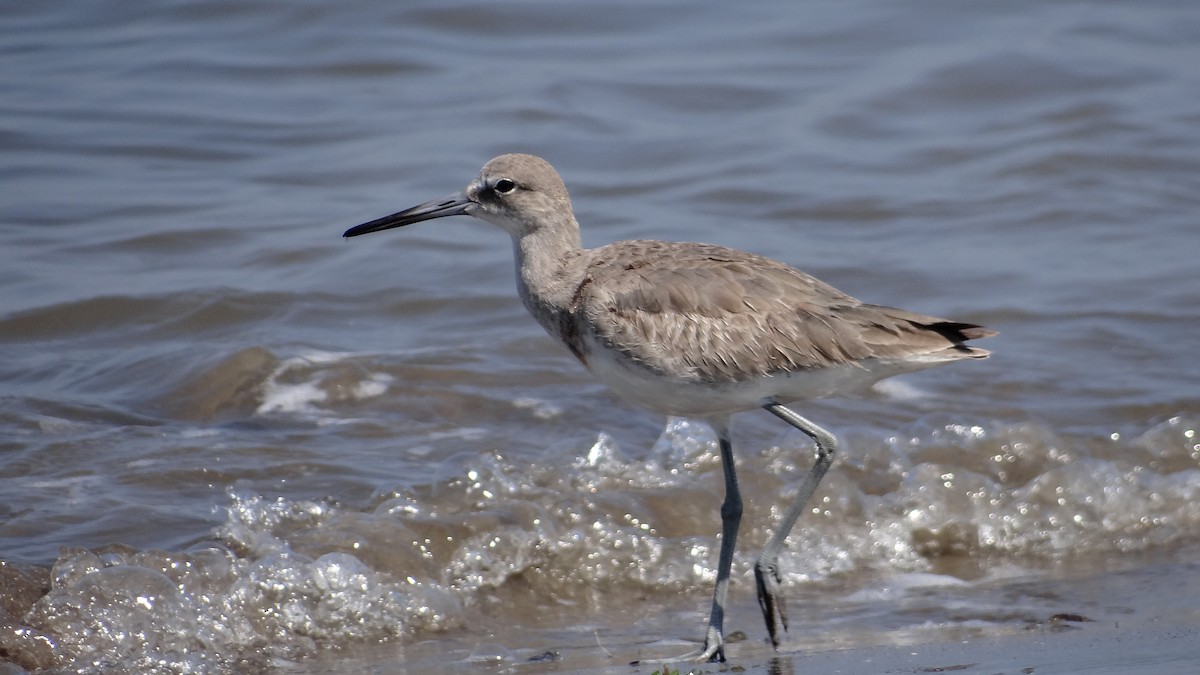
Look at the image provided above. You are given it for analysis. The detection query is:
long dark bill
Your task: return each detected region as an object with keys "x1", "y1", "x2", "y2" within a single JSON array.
[{"x1": 343, "y1": 192, "x2": 472, "y2": 238}]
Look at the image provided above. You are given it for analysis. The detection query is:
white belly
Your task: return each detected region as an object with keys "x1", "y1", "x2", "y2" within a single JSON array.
[{"x1": 579, "y1": 335, "x2": 935, "y2": 418}]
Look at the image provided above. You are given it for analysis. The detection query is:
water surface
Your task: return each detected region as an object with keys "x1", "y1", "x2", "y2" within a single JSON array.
[{"x1": 2, "y1": 1, "x2": 1199, "y2": 673}]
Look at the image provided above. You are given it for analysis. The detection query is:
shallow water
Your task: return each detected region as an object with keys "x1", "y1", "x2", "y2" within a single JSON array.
[{"x1": 2, "y1": 1, "x2": 1199, "y2": 673}]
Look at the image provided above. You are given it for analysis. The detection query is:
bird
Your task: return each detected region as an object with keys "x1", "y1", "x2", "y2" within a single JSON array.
[{"x1": 343, "y1": 153, "x2": 994, "y2": 662}]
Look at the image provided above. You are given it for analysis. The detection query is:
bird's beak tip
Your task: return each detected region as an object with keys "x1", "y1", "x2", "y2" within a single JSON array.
[{"x1": 343, "y1": 192, "x2": 472, "y2": 239}]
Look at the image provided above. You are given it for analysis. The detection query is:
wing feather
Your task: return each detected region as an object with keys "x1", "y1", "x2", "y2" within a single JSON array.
[{"x1": 573, "y1": 240, "x2": 990, "y2": 383}]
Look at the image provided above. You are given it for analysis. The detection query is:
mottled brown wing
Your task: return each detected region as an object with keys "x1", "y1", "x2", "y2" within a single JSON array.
[
  {"x1": 575, "y1": 241, "x2": 991, "y2": 383},
  {"x1": 574, "y1": 241, "x2": 867, "y2": 382}
]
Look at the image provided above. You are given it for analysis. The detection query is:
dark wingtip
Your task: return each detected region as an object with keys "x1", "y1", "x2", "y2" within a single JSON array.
[
  {"x1": 935, "y1": 322, "x2": 996, "y2": 342},
  {"x1": 925, "y1": 321, "x2": 995, "y2": 358}
]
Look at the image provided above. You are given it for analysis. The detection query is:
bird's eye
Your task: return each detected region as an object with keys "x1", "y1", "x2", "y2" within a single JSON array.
[{"x1": 494, "y1": 178, "x2": 517, "y2": 194}]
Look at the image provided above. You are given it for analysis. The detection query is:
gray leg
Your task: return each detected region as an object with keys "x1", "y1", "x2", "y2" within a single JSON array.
[
  {"x1": 697, "y1": 416, "x2": 740, "y2": 663},
  {"x1": 755, "y1": 402, "x2": 839, "y2": 649}
]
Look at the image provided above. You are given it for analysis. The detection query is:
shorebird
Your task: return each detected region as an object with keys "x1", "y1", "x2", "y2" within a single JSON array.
[{"x1": 343, "y1": 153, "x2": 993, "y2": 662}]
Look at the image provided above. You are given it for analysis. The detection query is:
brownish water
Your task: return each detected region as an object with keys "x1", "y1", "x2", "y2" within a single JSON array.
[{"x1": 2, "y1": 1, "x2": 1199, "y2": 673}]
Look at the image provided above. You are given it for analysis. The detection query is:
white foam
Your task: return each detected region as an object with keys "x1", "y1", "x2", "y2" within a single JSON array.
[
  {"x1": 255, "y1": 351, "x2": 392, "y2": 416},
  {"x1": 512, "y1": 396, "x2": 562, "y2": 419}
]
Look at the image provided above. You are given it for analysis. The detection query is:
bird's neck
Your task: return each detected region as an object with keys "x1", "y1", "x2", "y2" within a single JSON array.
[{"x1": 511, "y1": 220, "x2": 587, "y2": 339}]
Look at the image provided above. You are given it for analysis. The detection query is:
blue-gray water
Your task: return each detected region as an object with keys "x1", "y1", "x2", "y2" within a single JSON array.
[{"x1": 2, "y1": 1, "x2": 1199, "y2": 673}]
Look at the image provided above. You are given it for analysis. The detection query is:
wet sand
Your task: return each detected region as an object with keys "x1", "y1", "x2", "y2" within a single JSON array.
[{"x1": 281, "y1": 548, "x2": 1200, "y2": 674}]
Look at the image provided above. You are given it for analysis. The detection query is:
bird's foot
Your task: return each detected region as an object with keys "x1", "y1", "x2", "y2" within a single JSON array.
[
  {"x1": 698, "y1": 625, "x2": 726, "y2": 662},
  {"x1": 755, "y1": 560, "x2": 788, "y2": 648},
  {"x1": 628, "y1": 628, "x2": 725, "y2": 667}
]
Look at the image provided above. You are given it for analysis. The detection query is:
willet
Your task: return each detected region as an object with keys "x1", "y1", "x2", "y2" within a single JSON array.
[{"x1": 343, "y1": 153, "x2": 994, "y2": 662}]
